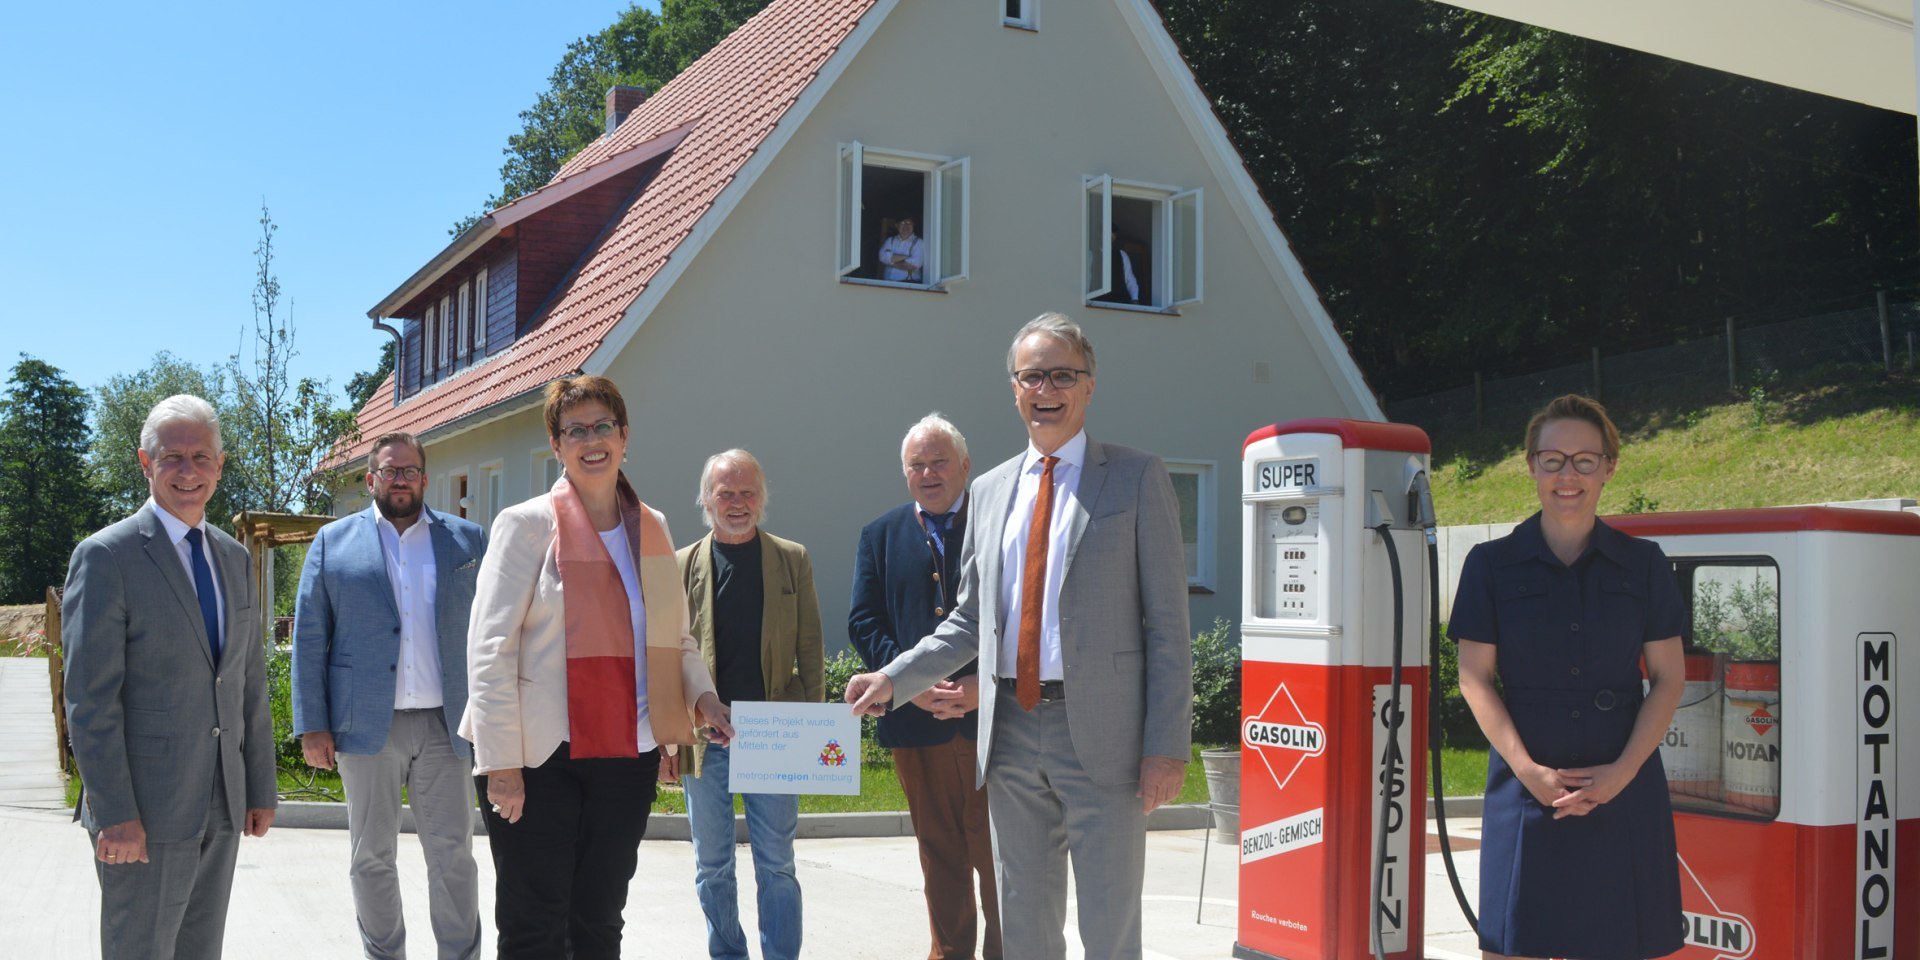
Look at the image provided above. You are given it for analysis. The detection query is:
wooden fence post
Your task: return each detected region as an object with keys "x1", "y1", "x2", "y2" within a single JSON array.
[
  {"x1": 46, "y1": 586, "x2": 69, "y2": 773},
  {"x1": 1726, "y1": 317, "x2": 1738, "y2": 389}
]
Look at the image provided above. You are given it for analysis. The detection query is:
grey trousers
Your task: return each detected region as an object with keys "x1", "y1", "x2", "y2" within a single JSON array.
[
  {"x1": 336, "y1": 709, "x2": 481, "y2": 960},
  {"x1": 985, "y1": 698, "x2": 1147, "y2": 960},
  {"x1": 92, "y1": 766, "x2": 238, "y2": 960}
]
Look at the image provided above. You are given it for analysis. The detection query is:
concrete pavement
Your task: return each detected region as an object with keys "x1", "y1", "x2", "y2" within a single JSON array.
[{"x1": 2, "y1": 797, "x2": 1496, "y2": 959}]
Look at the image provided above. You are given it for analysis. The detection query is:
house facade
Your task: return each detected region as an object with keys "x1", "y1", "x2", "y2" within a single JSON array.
[{"x1": 337, "y1": 0, "x2": 1383, "y2": 640}]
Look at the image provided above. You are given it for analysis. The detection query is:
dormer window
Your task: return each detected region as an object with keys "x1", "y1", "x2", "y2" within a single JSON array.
[{"x1": 1004, "y1": 0, "x2": 1036, "y2": 30}]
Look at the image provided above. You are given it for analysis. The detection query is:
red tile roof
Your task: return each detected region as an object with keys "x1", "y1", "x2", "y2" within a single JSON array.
[{"x1": 340, "y1": 0, "x2": 881, "y2": 466}]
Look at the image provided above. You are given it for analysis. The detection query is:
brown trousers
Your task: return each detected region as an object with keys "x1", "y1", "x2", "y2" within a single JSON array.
[{"x1": 894, "y1": 737, "x2": 1002, "y2": 960}]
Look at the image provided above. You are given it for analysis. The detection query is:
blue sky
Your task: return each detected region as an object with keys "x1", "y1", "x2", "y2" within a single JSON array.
[{"x1": 1, "y1": 0, "x2": 651, "y2": 402}]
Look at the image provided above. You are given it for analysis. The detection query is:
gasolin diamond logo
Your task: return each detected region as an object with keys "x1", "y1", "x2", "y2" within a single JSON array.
[
  {"x1": 1677, "y1": 854, "x2": 1755, "y2": 960},
  {"x1": 1239, "y1": 681, "x2": 1328, "y2": 864},
  {"x1": 1744, "y1": 706, "x2": 1776, "y2": 737}
]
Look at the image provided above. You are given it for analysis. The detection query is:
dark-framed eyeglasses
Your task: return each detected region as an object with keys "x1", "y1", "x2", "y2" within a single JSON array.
[
  {"x1": 1012, "y1": 367, "x2": 1091, "y2": 390},
  {"x1": 559, "y1": 418, "x2": 622, "y2": 443},
  {"x1": 1531, "y1": 449, "x2": 1610, "y2": 475},
  {"x1": 371, "y1": 466, "x2": 425, "y2": 482}
]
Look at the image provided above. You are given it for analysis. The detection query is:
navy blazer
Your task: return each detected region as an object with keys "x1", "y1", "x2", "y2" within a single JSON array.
[
  {"x1": 291, "y1": 505, "x2": 487, "y2": 757},
  {"x1": 848, "y1": 499, "x2": 977, "y2": 748}
]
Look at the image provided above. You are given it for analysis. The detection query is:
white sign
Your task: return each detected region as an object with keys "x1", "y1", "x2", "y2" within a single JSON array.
[
  {"x1": 1857, "y1": 633, "x2": 1897, "y2": 960},
  {"x1": 1255, "y1": 458, "x2": 1321, "y2": 493},
  {"x1": 1370, "y1": 684, "x2": 1414, "y2": 956},
  {"x1": 726, "y1": 702, "x2": 861, "y2": 795},
  {"x1": 1241, "y1": 807, "x2": 1325, "y2": 864}
]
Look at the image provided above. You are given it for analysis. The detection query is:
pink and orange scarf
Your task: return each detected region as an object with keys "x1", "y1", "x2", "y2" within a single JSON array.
[{"x1": 551, "y1": 472, "x2": 696, "y2": 757}]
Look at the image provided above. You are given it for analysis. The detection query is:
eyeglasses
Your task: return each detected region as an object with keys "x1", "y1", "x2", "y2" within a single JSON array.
[
  {"x1": 1012, "y1": 367, "x2": 1091, "y2": 390},
  {"x1": 371, "y1": 466, "x2": 425, "y2": 482},
  {"x1": 1531, "y1": 449, "x2": 1610, "y2": 475},
  {"x1": 558, "y1": 419, "x2": 621, "y2": 443}
]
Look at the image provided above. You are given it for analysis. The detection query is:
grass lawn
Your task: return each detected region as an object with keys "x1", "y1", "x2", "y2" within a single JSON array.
[{"x1": 1431, "y1": 747, "x2": 1489, "y2": 799}]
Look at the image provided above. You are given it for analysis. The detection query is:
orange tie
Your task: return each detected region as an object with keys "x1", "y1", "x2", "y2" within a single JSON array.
[{"x1": 1017, "y1": 456, "x2": 1059, "y2": 711}]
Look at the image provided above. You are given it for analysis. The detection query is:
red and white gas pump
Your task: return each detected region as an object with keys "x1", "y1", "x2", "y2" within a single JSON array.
[
  {"x1": 1608, "y1": 507, "x2": 1920, "y2": 960},
  {"x1": 1236, "y1": 419, "x2": 1432, "y2": 960}
]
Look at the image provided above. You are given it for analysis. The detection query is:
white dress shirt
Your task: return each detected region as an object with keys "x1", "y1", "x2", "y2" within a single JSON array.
[
  {"x1": 378, "y1": 511, "x2": 443, "y2": 710},
  {"x1": 600, "y1": 527, "x2": 657, "y2": 753},
  {"x1": 997, "y1": 430, "x2": 1088, "y2": 682},
  {"x1": 148, "y1": 498, "x2": 225, "y2": 644},
  {"x1": 878, "y1": 233, "x2": 924, "y2": 282}
]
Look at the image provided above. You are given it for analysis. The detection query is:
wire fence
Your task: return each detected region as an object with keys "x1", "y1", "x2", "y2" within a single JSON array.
[{"x1": 1386, "y1": 299, "x2": 1920, "y2": 433}]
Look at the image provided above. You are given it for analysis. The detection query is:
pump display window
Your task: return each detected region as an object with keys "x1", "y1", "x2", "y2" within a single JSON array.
[{"x1": 1662, "y1": 558, "x2": 1782, "y2": 820}]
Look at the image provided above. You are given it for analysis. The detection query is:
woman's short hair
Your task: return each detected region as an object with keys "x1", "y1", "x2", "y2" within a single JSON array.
[
  {"x1": 1006, "y1": 312, "x2": 1096, "y2": 377},
  {"x1": 696, "y1": 448, "x2": 768, "y2": 528},
  {"x1": 901, "y1": 412, "x2": 969, "y2": 465},
  {"x1": 1525, "y1": 394, "x2": 1621, "y2": 461},
  {"x1": 141, "y1": 394, "x2": 223, "y2": 456},
  {"x1": 543, "y1": 376, "x2": 629, "y2": 439}
]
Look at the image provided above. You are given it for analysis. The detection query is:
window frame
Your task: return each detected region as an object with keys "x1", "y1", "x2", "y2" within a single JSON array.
[
  {"x1": 1669, "y1": 555, "x2": 1784, "y2": 824},
  {"x1": 1164, "y1": 459, "x2": 1217, "y2": 592},
  {"x1": 1003, "y1": 0, "x2": 1037, "y2": 30},
  {"x1": 1083, "y1": 175, "x2": 1204, "y2": 312},
  {"x1": 474, "y1": 266, "x2": 489, "y2": 355},
  {"x1": 837, "y1": 142, "x2": 970, "y2": 291},
  {"x1": 438, "y1": 294, "x2": 453, "y2": 369},
  {"x1": 533, "y1": 446, "x2": 561, "y2": 496},
  {"x1": 456, "y1": 281, "x2": 472, "y2": 365},
  {"x1": 478, "y1": 459, "x2": 505, "y2": 527}
]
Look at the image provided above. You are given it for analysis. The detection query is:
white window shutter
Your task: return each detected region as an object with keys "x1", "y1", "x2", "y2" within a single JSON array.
[
  {"x1": 936, "y1": 157, "x2": 969, "y2": 285},
  {"x1": 1084, "y1": 175, "x2": 1112, "y2": 300},
  {"x1": 837, "y1": 142, "x2": 863, "y2": 277},
  {"x1": 1171, "y1": 188, "x2": 1203, "y2": 306}
]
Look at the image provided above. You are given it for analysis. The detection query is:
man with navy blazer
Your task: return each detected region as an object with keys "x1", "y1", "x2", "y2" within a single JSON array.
[
  {"x1": 849, "y1": 314, "x2": 1194, "y2": 960},
  {"x1": 63, "y1": 395, "x2": 277, "y2": 960},
  {"x1": 293, "y1": 431, "x2": 487, "y2": 960},
  {"x1": 849, "y1": 413, "x2": 1000, "y2": 960}
]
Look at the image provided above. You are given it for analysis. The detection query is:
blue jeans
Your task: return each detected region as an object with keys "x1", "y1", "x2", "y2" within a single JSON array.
[{"x1": 683, "y1": 743, "x2": 802, "y2": 960}]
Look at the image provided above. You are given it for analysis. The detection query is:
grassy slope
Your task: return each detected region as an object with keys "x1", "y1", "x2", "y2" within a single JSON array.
[{"x1": 1428, "y1": 370, "x2": 1920, "y2": 524}]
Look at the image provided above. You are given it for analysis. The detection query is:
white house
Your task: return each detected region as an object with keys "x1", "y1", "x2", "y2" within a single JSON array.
[{"x1": 338, "y1": 0, "x2": 1383, "y2": 640}]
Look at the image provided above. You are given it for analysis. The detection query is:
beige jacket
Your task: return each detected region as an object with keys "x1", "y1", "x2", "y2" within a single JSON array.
[{"x1": 461, "y1": 493, "x2": 717, "y2": 774}]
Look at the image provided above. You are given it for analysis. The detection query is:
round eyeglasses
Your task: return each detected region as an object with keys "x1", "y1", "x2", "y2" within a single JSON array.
[{"x1": 371, "y1": 466, "x2": 425, "y2": 482}]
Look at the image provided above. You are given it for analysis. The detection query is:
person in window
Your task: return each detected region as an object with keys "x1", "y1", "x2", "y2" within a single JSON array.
[
  {"x1": 462, "y1": 375, "x2": 734, "y2": 960},
  {"x1": 879, "y1": 216, "x2": 925, "y2": 283},
  {"x1": 1094, "y1": 230, "x2": 1144, "y2": 305},
  {"x1": 1449, "y1": 394, "x2": 1687, "y2": 960}
]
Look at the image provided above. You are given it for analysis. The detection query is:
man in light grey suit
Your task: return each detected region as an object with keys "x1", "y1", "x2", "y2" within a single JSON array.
[
  {"x1": 63, "y1": 394, "x2": 277, "y2": 960},
  {"x1": 293, "y1": 431, "x2": 486, "y2": 960},
  {"x1": 848, "y1": 313, "x2": 1194, "y2": 959}
]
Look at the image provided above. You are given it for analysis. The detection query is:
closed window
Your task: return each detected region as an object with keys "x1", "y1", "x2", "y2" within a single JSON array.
[
  {"x1": 438, "y1": 294, "x2": 454, "y2": 368},
  {"x1": 1004, "y1": 0, "x2": 1036, "y2": 29},
  {"x1": 837, "y1": 142, "x2": 969, "y2": 289},
  {"x1": 474, "y1": 267, "x2": 489, "y2": 355},
  {"x1": 456, "y1": 281, "x2": 472, "y2": 364},
  {"x1": 1084, "y1": 176, "x2": 1202, "y2": 310},
  {"x1": 1165, "y1": 460, "x2": 1216, "y2": 590}
]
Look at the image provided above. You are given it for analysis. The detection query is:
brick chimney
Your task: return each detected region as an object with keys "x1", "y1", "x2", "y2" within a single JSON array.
[{"x1": 606, "y1": 85, "x2": 650, "y2": 135}]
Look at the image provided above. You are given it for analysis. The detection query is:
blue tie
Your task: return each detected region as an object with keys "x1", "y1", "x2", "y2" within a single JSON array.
[
  {"x1": 923, "y1": 511, "x2": 954, "y2": 557},
  {"x1": 185, "y1": 528, "x2": 222, "y2": 662}
]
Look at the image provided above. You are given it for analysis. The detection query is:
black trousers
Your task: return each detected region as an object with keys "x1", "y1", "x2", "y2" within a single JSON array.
[{"x1": 478, "y1": 742, "x2": 660, "y2": 960}]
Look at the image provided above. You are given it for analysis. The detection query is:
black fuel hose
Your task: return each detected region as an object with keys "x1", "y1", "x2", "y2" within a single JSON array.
[{"x1": 1428, "y1": 533, "x2": 1479, "y2": 934}]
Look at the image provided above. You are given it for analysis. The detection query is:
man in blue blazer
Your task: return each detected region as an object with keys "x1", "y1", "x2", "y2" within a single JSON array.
[
  {"x1": 849, "y1": 413, "x2": 1000, "y2": 960},
  {"x1": 293, "y1": 432, "x2": 487, "y2": 960}
]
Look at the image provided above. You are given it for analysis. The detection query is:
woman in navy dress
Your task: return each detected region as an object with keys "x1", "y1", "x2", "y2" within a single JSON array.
[{"x1": 1450, "y1": 395, "x2": 1688, "y2": 960}]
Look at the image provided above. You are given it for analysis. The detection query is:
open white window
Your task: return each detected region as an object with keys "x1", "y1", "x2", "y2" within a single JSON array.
[
  {"x1": 1004, "y1": 0, "x2": 1037, "y2": 29},
  {"x1": 456, "y1": 281, "x2": 471, "y2": 365},
  {"x1": 1083, "y1": 177, "x2": 1204, "y2": 310},
  {"x1": 837, "y1": 142, "x2": 969, "y2": 289},
  {"x1": 474, "y1": 267, "x2": 489, "y2": 355},
  {"x1": 1165, "y1": 460, "x2": 1216, "y2": 590}
]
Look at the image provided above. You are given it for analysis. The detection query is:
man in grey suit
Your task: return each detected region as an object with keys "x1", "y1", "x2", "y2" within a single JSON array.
[
  {"x1": 293, "y1": 431, "x2": 486, "y2": 960},
  {"x1": 63, "y1": 394, "x2": 278, "y2": 960},
  {"x1": 848, "y1": 313, "x2": 1194, "y2": 959}
]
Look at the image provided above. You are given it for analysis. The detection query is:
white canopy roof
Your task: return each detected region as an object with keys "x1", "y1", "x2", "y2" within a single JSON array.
[{"x1": 1432, "y1": 0, "x2": 1915, "y2": 114}]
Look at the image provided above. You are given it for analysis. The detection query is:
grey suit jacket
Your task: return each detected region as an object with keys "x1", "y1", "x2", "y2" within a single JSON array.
[
  {"x1": 62, "y1": 504, "x2": 277, "y2": 841},
  {"x1": 883, "y1": 436, "x2": 1194, "y2": 787},
  {"x1": 290, "y1": 505, "x2": 486, "y2": 757}
]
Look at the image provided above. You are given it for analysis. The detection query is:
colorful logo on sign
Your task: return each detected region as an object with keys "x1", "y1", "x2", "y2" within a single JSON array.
[
  {"x1": 1242, "y1": 682, "x2": 1326, "y2": 792},
  {"x1": 1677, "y1": 854, "x2": 1755, "y2": 960},
  {"x1": 1744, "y1": 707, "x2": 1776, "y2": 737},
  {"x1": 817, "y1": 740, "x2": 847, "y2": 767}
]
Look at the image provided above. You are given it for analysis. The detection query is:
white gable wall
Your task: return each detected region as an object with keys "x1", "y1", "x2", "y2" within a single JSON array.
[{"x1": 390, "y1": 0, "x2": 1377, "y2": 651}]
